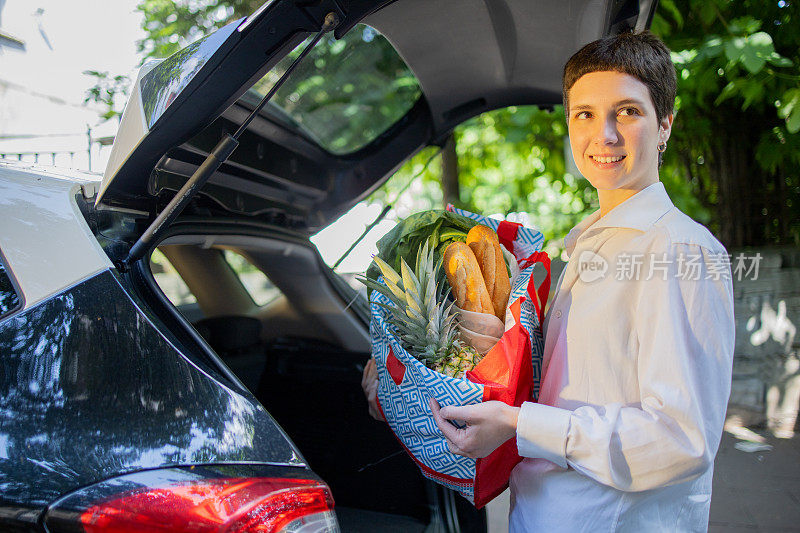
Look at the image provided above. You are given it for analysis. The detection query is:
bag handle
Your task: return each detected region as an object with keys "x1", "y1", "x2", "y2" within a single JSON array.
[{"x1": 521, "y1": 251, "x2": 551, "y2": 325}]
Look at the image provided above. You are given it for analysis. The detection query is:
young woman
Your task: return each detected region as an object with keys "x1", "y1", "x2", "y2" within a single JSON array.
[{"x1": 365, "y1": 32, "x2": 735, "y2": 532}]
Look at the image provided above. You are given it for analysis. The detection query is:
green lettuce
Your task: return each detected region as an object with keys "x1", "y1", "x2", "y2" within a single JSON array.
[{"x1": 365, "y1": 210, "x2": 479, "y2": 285}]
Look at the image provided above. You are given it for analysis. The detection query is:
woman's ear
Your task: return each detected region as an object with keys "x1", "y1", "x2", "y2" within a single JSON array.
[{"x1": 659, "y1": 113, "x2": 674, "y2": 143}]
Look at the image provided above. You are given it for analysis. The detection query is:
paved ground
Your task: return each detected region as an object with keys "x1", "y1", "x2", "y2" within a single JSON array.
[
  {"x1": 710, "y1": 430, "x2": 800, "y2": 532},
  {"x1": 485, "y1": 427, "x2": 800, "y2": 532}
]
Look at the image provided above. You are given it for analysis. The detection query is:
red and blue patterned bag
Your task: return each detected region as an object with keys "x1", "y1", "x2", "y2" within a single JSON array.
[{"x1": 370, "y1": 206, "x2": 550, "y2": 508}]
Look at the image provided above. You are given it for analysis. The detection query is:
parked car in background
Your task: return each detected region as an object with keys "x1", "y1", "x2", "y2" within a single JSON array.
[{"x1": 0, "y1": 0, "x2": 656, "y2": 530}]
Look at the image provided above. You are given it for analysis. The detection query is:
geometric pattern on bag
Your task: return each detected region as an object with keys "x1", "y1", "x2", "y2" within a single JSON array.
[
  {"x1": 372, "y1": 292, "x2": 482, "y2": 499},
  {"x1": 513, "y1": 270, "x2": 543, "y2": 400}
]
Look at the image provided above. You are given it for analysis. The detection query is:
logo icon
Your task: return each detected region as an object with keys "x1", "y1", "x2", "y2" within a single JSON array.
[{"x1": 577, "y1": 250, "x2": 608, "y2": 283}]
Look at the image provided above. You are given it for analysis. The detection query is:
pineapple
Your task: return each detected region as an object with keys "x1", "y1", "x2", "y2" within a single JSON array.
[
  {"x1": 359, "y1": 242, "x2": 482, "y2": 379},
  {"x1": 431, "y1": 344, "x2": 483, "y2": 379}
]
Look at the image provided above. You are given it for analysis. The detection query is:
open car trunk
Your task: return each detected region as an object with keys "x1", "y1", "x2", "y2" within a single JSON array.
[
  {"x1": 257, "y1": 337, "x2": 431, "y2": 531},
  {"x1": 140, "y1": 226, "x2": 487, "y2": 532}
]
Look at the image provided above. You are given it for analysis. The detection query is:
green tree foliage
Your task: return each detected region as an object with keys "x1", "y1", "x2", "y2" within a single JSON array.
[
  {"x1": 653, "y1": 0, "x2": 800, "y2": 246},
  {"x1": 136, "y1": 0, "x2": 262, "y2": 58},
  {"x1": 368, "y1": 106, "x2": 597, "y2": 257},
  {"x1": 249, "y1": 26, "x2": 420, "y2": 154},
  {"x1": 455, "y1": 106, "x2": 597, "y2": 253},
  {"x1": 82, "y1": 70, "x2": 131, "y2": 121}
]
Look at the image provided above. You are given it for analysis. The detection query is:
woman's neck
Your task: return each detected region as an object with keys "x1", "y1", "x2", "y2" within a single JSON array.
[{"x1": 597, "y1": 180, "x2": 659, "y2": 218}]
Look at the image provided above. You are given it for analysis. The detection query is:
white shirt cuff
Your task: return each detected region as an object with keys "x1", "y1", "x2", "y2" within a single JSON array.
[{"x1": 516, "y1": 401, "x2": 571, "y2": 468}]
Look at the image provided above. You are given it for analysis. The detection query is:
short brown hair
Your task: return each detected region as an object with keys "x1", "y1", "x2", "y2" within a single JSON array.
[{"x1": 562, "y1": 31, "x2": 676, "y2": 122}]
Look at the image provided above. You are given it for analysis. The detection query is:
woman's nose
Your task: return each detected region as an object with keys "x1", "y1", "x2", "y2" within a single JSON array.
[{"x1": 594, "y1": 116, "x2": 619, "y2": 145}]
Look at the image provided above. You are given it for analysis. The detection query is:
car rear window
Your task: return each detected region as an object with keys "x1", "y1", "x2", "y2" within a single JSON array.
[
  {"x1": 221, "y1": 250, "x2": 281, "y2": 307},
  {"x1": 242, "y1": 24, "x2": 421, "y2": 155},
  {"x1": 150, "y1": 249, "x2": 197, "y2": 306},
  {"x1": 0, "y1": 255, "x2": 21, "y2": 318}
]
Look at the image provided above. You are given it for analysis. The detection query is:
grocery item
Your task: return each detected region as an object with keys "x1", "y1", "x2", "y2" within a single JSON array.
[
  {"x1": 359, "y1": 242, "x2": 481, "y2": 379},
  {"x1": 365, "y1": 210, "x2": 478, "y2": 291},
  {"x1": 443, "y1": 241, "x2": 495, "y2": 315},
  {"x1": 466, "y1": 225, "x2": 511, "y2": 320}
]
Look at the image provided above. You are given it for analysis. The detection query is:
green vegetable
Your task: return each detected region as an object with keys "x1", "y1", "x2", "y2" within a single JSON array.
[{"x1": 366, "y1": 210, "x2": 479, "y2": 288}]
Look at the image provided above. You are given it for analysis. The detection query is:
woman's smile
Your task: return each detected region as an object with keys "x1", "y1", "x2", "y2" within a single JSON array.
[{"x1": 589, "y1": 154, "x2": 626, "y2": 165}]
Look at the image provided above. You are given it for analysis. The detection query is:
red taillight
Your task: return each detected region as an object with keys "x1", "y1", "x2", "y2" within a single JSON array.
[{"x1": 78, "y1": 477, "x2": 337, "y2": 533}]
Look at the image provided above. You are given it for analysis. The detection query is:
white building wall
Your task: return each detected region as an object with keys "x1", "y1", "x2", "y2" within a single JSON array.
[{"x1": 0, "y1": 0, "x2": 142, "y2": 172}]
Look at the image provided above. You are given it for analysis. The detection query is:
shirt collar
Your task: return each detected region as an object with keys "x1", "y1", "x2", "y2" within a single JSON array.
[{"x1": 563, "y1": 181, "x2": 674, "y2": 257}]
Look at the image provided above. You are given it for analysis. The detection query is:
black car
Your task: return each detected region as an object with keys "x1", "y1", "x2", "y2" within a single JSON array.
[{"x1": 0, "y1": 0, "x2": 656, "y2": 531}]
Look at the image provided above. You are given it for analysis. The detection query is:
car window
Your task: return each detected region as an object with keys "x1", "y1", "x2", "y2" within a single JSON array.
[
  {"x1": 242, "y1": 24, "x2": 421, "y2": 155},
  {"x1": 0, "y1": 255, "x2": 21, "y2": 318},
  {"x1": 140, "y1": 18, "x2": 241, "y2": 129},
  {"x1": 150, "y1": 249, "x2": 197, "y2": 306},
  {"x1": 221, "y1": 250, "x2": 281, "y2": 306}
]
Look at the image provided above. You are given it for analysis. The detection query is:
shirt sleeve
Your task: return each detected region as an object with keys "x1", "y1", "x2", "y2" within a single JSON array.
[{"x1": 516, "y1": 241, "x2": 735, "y2": 492}]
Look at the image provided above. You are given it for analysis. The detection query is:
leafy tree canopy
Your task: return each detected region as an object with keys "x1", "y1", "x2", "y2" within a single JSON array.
[{"x1": 653, "y1": 0, "x2": 799, "y2": 246}]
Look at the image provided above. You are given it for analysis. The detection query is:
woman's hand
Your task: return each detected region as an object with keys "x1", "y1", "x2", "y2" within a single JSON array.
[
  {"x1": 429, "y1": 398, "x2": 519, "y2": 459},
  {"x1": 361, "y1": 358, "x2": 385, "y2": 421}
]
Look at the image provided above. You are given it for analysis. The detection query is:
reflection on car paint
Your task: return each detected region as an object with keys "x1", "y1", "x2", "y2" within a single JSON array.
[{"x1": 0, "y1": 270, "x2": 302, "y2": 507}]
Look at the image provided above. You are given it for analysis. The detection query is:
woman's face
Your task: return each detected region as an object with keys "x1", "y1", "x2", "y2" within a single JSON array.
[{"x1": 567, "y1": 71, "x2": 672, "y2": 193}]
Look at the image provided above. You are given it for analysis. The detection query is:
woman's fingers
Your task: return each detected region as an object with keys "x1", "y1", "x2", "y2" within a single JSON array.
[
  {"x1": 444, "y1": 436, "x2": 466, "y2": 456},
  {"x1": 361, "y1": 358, "x2": 377, "y2": 397},
  {"x1": 429, "y1": 399, "x2": 519, "y2": 459},
  {"x1": 361, "y1": 358, "x2": 376, "y2": 390},
  {"x1": 439, "y1": 404, "x2": 476, "y2": 423},
  {"x1": 429, "y1": 398, "x2": 467, "y2": 449},
  {"x1": 361, "y1": 358, "x2": 384, "y2": 421}
]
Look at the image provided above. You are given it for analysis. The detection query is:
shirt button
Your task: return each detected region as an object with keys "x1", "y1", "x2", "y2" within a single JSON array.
[{"x1": 555, "y1": 310, "x2": 562, "y2": 319}]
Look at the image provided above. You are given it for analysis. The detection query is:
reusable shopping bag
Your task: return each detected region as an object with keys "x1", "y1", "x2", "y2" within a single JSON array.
[{"x1": 369, "y1": 206, "x2": 550, "y2": 508}]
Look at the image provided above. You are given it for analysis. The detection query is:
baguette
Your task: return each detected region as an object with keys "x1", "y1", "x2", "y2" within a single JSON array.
[
  {"x1": 466, "y1": 225, "x2": 511, "y2": 320},
  {"x1": 443, "y1": 242, "x2": 494, "y2": 315}
]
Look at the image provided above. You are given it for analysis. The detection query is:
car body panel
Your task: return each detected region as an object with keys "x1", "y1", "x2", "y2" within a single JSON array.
[
  {"x1": 101, "y1": 60, "x2": 159, "y2": 194},
  {"x1": 0, "y1": 269, "x2": 303, "y2": 511},
  {"x1": 0, "y1": 162, "x2": 112, "y2": 309},
  {"x1": 95, "y1": 0, "x2": 323, "y2": 209}
]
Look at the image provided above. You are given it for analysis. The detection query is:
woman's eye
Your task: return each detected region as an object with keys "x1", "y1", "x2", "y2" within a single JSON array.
[
  {"x1": 619, "y1": 107, "x2": 639, "y2": 116},
  {"x1": 575, "y1": 111, "x2": 591, "y2": 119}
]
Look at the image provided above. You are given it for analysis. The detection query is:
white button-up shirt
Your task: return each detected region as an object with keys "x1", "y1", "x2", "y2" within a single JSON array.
[{"x1": 510, "y1": 182, "x2": 735, "y2": 532}]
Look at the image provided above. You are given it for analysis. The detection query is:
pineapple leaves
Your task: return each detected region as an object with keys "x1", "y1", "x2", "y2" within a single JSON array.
[
  {"x1": 400, "y1": 258, "x2": 422, "y2": 313},
  {"x1": 360, "y1": 238, "x2": 468, "y2": 367}
]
